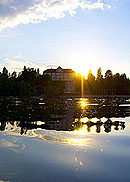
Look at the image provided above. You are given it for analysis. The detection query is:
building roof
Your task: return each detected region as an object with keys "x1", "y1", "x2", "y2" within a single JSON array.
[{"x1": 43, "y1": 66, "x2": 75, "y2": 73}]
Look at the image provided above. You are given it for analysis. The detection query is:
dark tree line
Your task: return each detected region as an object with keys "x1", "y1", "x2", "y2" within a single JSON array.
[
  {"x1": 81, "y1": 68, "x2": 130, "y2": 95},
  {"x1": 0, "y1": 66, "x2": 64, "y2": 97},
  {"x1": 0, "y1": 66, "x2": 130, "y2": 97}
]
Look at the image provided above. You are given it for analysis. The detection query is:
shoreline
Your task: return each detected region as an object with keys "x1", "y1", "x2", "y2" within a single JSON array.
[
  {"x1": 1, "y1": 95, "x2": 130, "y2": 99},
  {"x1": 60, "y1": 95, "x2": 130, "y2": 99}
]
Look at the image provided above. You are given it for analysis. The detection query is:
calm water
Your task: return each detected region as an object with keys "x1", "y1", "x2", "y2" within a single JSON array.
[{"x1": 0, "y1": 97, "x2": 130, "y2": 182}]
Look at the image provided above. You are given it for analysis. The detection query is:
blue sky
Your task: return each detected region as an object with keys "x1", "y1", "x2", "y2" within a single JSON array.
[{"x1": 0, "y1": 0, "x2": 130, "y2": 77}]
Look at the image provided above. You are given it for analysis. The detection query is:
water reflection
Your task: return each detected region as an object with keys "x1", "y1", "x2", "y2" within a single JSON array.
[
  {"x1": 0, "y1": 118, "x2": 125, "y2": 136},
  {"x1": 0, "y1": 97, "x2": 130, "y2": 182},
  {"x1": 0, "y1": 97, "x2": 128, "y2": 136},
  {"x1": 74, "y1": 118, "x2": 125, "y2": 133}
]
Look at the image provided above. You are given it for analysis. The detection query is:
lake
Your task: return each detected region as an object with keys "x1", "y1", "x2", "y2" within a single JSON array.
[{"x1": 0, "y1": 97, "x2": 130, "y2": 182}]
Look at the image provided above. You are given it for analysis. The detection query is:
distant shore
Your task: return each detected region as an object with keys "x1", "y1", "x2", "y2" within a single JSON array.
[
  {"x1": 1, "y1": 95, "x2": 130, "y2": 100},
  {"x1": 31, "y1": 95, "x2": 130, "y2": 99},
  {"x1": 60, "y1": 95, "x2": 130, "y2": 99}
]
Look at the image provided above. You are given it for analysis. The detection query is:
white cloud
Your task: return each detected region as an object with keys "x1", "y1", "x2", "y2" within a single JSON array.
[
  {"x1": 83, "y1": 1, "x2": 104, "y2": 10},
  {"x1": 0, "y1": 57, "x2": 69, "y2": 74},
  {"x1": 0, "y1": 0, "x2": 111, "y2": 31},
  {"x1": 1, "y1": 58, "x2": 39, "y2": 72},
  {"x1": 0, "y1": 32, "x2": 23, "y2": 39},
  {"x1": 1, "y1": 58, "x2": 48, "y2": 73}
]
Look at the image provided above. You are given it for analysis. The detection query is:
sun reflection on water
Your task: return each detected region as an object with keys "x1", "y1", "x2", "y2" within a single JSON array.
[
  {"x1": 26, "y1": 129, "x2": 92, "y2": 146},
  {"x1": 80, "y1": 98, "x2": 88, "y2": 108},
  {"x1": 80, "y1": 117, "x2": 89, "y2": 123},
  {"x1": 65, "y1": 138, "x2": 91, "y2": 146},
  {"x1": 74, "y1": 125, "x2": 88, "y2": 135}
]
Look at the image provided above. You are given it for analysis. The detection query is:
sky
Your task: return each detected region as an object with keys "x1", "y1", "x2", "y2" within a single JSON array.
[{"x1": 0, "y1": 0, "x2": 130, "y2": 77}]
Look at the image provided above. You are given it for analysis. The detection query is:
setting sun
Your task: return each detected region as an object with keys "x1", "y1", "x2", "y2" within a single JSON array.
[{"x1": 72, "y1": 63, "x2": 89, "y2": 77}]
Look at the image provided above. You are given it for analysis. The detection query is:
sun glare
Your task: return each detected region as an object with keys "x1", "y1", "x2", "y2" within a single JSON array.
[
  {"x1": 74, "y1": 125, "x2": 88, "y2": 135},
  {"x1": 67, "y1": 138, "x2": 91, "y2": 146},
  {"x1": 81, "y1": 100, "x2": 86, "y2": 107},
  {"x1": 72, "y1": 62, "x2": 89, "y2": 77},
  {"x1": 75, "y1": 68, "x2": 87, "y2": 77},
  {"x1": 80, "y1": 98, "x2": 88, "y2": 107},
  {"x1": 80, "y1": 117, "x2": 89, "y2": 123},
  {"x1": 68, "y1": 58, "x2": 91, "y2": 77},
  {"x1": 68, "y1": 56, "x2": 98, "y2": 77}
]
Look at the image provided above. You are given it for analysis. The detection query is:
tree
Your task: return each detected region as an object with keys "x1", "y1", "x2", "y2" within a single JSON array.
[
  {"x1": 2, "y1": 67, "x2": 8, "y2": 77},
  {"x1": 105, "y1": 69, "x2": 113, "y2": 79},
  {"x1": 95, "y1": 68, "x2": 104, "y2": 95},
  {"x1": 86, "y1": 70, "x2": 96, "y2": 95},
  {"x1": 104, "y1": 70, "x2": 113, "y2": 95},
  {"x1": 11, "y1": 71, "x2": 17, "y2": 78},
  {"x1": 87, "y1": 69, "x2": 95, "y2": 82},
  {"x1": 114, "y1": 73, "x2": 120, "y2": 79},
  {"x1": 96, "y1": 67, "x2": 103, "y2": 81}
]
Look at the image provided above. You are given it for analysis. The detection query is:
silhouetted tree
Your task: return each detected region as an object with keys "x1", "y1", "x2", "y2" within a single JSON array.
[
  {"x1": 2, "y1": 67, "x2": 8, "y2": 77},
  {"x1": 95, "y1": 68, "x2": 104, "y2": 95},
  {"x1": 0, "y1": 66, "x2": 129, "y2": 97},
  {"x1": 96, "y1": 67, "x2": 103, "y2": 81},
  {"x1": 104, "y1": 70, "x2": 114, "y2": 95},
  {"x1": 105, "y1": 69, "x2": 113, "y2": 79},
  {"x1": 86, "y1": 70, "x2": 96, "y2": 95}
]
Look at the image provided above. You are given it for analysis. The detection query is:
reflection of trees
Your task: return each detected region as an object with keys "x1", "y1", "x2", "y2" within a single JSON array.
[
  {"x1": 74, "y1": 119, "x2": 125, "y2": 133},
  {"x1": 0, "y1": 98, "x2": 128, "y2": 134},
  {"x1": 96, "y1": 120, "x2": 103, "y2": 133},
  {"x1": 0, "y1": 121, "x2": 6, "y2": 131},
  {"x1": 0, "y1": 118, "x2": 126, "y2": 134},
  {"x1": 75, "y1": 98, "x2": 130, "y2": 119}
]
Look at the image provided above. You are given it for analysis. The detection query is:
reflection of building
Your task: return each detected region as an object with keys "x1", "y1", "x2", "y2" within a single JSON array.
[{"x1": 43, "y1": 66, "x2": 76, "y2": 93}]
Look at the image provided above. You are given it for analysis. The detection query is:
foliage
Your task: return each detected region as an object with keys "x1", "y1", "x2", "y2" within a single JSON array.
[{"x1": 0, "y1": 66, "x2": 130, "y2": 97}]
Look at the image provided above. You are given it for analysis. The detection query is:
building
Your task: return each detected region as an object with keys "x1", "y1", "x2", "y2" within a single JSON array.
[{"x1": 43, "y1": 66, "x2": 76, "y2": 93}]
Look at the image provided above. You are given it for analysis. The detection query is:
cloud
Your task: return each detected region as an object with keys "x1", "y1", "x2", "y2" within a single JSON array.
[
  {"x1": 1, "y1": 58, "x2": 47, "y2": 73},
  {"x1": 81, "y1": 1, "x2": 105, "y2": 10},
  {"x1": 2, "y1": 58, "x2": 39, "y2": 72},
  {"x1": 0, "y1": 57, "x2": 69, "y2": 74},
  {"x1": 0, "y1": 0, "x2": 111, "y2": 31},
  {"x1": 0, "y1": 32, "x2": 23, "y2": 39}
]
